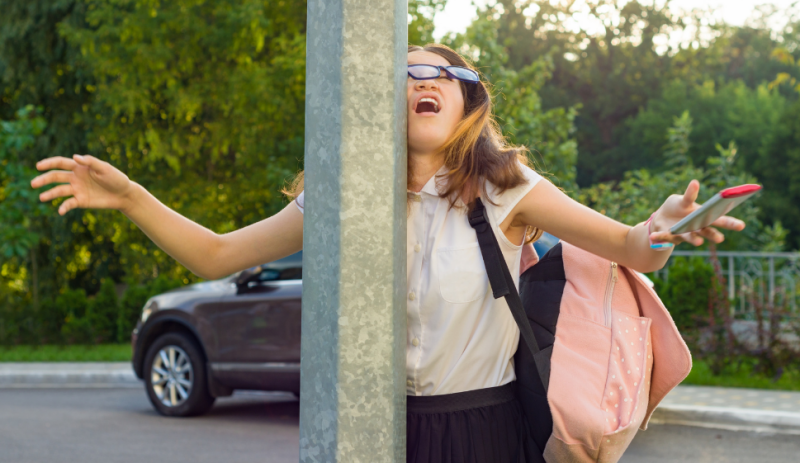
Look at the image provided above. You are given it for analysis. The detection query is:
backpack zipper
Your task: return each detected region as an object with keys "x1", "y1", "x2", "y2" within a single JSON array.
[{"x1": 604, "y1": 262, "x2": 618, "y2": 326}]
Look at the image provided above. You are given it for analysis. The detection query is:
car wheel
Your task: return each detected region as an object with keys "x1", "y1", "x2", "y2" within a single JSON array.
[{"x1": 144, "y1": 332, "x2": 215, "y2": 417}]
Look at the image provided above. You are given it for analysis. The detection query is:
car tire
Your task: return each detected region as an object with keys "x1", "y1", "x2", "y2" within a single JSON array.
[{"x1": 143, "y1": 332, "x2": 215, "y2": 417}]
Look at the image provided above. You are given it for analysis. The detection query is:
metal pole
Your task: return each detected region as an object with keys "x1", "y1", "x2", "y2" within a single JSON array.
[
  {"x1": 769, "y1": 256, "x2": 776, "y2": 308},
  {"x1": 300, "y1": 1, "x2": 407, "y2": 461},
  {"x1": 728, "y1": 255, "x2": 734, "y2": 301}
]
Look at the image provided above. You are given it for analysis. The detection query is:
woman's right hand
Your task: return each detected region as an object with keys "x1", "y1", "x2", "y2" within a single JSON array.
[{"x1": 30, "y1": 154, "x2": 134, "y2": 215}]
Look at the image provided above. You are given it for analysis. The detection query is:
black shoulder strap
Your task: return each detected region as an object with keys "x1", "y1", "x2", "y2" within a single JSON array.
[{"x1": 468, "y1": 198, "x2": 541, "y2": 360}]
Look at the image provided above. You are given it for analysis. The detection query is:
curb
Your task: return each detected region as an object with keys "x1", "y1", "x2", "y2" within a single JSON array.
[
  {"x1": 0, "y1": 362, "x2": 141, "y2": 389},
  {"x1": 3, "y1": 363, "x2": 800, "y2": 436},
  {"x1": 650, "y1": 404, "x2": 800, "y2": 435}
]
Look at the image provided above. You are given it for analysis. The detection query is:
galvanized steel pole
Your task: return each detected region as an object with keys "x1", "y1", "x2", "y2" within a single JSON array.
[{"x1": 299, "y1": 1, "x2": 408, "y2": 462}]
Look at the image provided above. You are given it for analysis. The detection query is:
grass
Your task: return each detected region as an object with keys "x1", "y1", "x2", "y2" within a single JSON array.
[
  {"x1": 0, "y1": 344, "x2": 131, "y2": 362},
  {"x1": 0, "y1": 346, "x2": 798, "y2": 392},
  {"x1": 682, "y1": 357, "x2": 800, "y2": 391}
]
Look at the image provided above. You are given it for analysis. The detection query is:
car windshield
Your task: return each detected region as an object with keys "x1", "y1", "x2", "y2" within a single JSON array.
[{"x1": 225, "y1": 251, "x2": 303, "y2": 281}]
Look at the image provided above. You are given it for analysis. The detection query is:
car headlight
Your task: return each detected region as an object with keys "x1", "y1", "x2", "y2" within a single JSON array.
[{"x1": 141, "y1": 299, "x2": 158, "y2": 323}]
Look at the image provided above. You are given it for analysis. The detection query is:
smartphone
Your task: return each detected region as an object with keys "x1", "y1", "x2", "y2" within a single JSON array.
[{"x1": 669, "y1": 184, "x2": 762, "y2": 235}]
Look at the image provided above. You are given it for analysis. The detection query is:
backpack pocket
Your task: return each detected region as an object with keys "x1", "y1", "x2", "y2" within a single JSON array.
[
  {"x1": 601, "y1": 312, "x2": 652, "y2": 433},
  {"x1": 547, "y1": 313, "x2": 612, "y2": 451},
  {"x1": 595, "y1": 312, "x2": 653, "y2": 462}
]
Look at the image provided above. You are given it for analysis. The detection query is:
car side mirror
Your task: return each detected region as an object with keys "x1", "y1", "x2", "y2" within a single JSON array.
[{"x1": 235, "y1": 266, "x2": 261, "y2": 286}]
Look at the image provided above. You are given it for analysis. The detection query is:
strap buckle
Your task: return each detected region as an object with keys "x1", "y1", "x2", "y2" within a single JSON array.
[{"x1": 468, "y1": 198, "x2": 489, "y2": 228}]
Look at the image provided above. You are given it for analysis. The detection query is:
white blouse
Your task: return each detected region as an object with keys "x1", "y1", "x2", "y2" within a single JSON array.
[{"x1": 294, "y1": 164, "x2": 543, "y2": 396}]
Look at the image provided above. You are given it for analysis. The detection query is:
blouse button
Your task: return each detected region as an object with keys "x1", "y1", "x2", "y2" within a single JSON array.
[
  {"x1": 414, "y1": 243, "x2": 421, "y2": 252},
  {"x1": 412, "y1": 338, "x2": 420, "y2": 347},
  {"x1": 409, "y1": 292, "x2": 416, "y2": 301}
]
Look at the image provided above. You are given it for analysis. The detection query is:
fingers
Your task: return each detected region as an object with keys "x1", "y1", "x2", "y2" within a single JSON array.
[
  {"x1": 678, "y1": 231, "x2": 705, "y2": 247},
  {"x1": 35, "y1": 156, "x2": 78, "y2": 172},
  {"x1": 649, "y1": 230, "x2": 679, "y2": 245},
  {"x1": 39, "y1": 184, "x2": 74, "y2": 202},
  {"x1": 650, "y1": 227, "x2": 726, "y2": 247},
  {"x1": 31, "y1": 170, "x2": 73, "y2": 188},
  {"x1": 697, "y1": 226, "x2": 725, "y2": 244},
  {"x1": 710, "y1": 215, "x2": 746, "y2": 231},
  {"x1": 649, "y1": 229, "x2": 705, "y2": 247},
  {"x1": 58, "y1": 197, "x2": 79, "y2": 216},
  {"x1": 681, "y1": 179, "x2": 700, "y2": 207},
  {"x1": 73, "y1": 154, "x2": 105, "y2": 173}
]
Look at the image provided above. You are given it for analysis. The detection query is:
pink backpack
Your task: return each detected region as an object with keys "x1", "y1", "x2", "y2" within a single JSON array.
[{"x1": 469, "y1": 199, "x2": 692, "y2": 463}]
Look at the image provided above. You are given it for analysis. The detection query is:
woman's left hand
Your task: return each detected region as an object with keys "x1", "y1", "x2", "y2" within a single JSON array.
[{"x1": 648, "y1": 180, "x2": 746, "y2": 247}]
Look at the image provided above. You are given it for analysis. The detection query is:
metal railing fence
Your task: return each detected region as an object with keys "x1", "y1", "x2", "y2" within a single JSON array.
[{"x1": 652, "y1": 251, "x2": 800, "y2": 315}]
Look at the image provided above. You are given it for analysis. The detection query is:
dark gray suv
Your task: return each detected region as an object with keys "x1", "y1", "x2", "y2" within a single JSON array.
[
  {"x1": 130, "y1": 233, "x2": 584, "y2": 417},
  {"x1": 131, "y1": 252, "x2": 303, "y2": 417}
]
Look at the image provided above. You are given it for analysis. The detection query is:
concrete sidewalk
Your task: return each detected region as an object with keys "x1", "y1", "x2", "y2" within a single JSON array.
[
  {"x1": 1, "y1": 362, "x2": 799, "y2": 434},
  {"x1": 651, "y1": 385, "x2": 800, "y2": 435},
  {"x1": 0, "y1": 362, "x2": 140, "y2": 388}
]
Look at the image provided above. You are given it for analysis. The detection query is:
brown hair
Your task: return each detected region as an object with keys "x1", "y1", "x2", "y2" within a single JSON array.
[{"x1": 284, "y1": 43, "x2": 542, "y2": 244}]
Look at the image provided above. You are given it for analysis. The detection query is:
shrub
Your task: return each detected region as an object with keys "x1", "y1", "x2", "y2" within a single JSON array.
[
  {"x1": 652, "y1": 256, "x2": 715, "y2": 331},
  {"x1": 36, "y1": 297, "x2": 69, "y2": 344},
  {"x1": 86, "y1": 278, "x2": 119, "y2": 343},
  {"x1": 692, "y1": 246, "x2": 800, "y2": 381},
  {"x1": 117, "y1": 283, "x2": 151, "y2": 343},
  {"x1": 2, "y1": 274, "x2": 188, "y2": 346},
  {"x1": 116, "y1": 275, "x2": 184, "y2": 343},
  {"x1": 59, "y1": 288, "x2": 92, "y2": 344}
]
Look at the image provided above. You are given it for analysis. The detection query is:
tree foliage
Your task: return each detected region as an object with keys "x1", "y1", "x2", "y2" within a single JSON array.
[
  {"x1": 409, "y1": 0, "x2": 447, "y2": 46},
  {"x1": 1, "y1": 0, "x2": 799, "y2": 345},
  {"x1": 442, "y1": 3, "x2": 579, "y2": 192}
]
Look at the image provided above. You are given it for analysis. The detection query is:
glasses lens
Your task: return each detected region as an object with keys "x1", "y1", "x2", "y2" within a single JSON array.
[
  {"x1": 446, "y1": 66, "x2": 479, "y2": 83},
  {"x1": 408, "y1": 65, "x2": 441, "y2": 79}
]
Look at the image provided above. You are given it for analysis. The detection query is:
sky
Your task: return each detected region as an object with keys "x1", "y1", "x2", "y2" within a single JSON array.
[{"x1": 433, "y1": 0, "x2": 799, "y2": 41}]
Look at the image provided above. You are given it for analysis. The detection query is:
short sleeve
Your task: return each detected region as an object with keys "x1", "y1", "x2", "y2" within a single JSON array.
[
  {"x1": 295, "y1": 191, "x2": 304, "y2": 214},
  {"x1": 486, "y1": 163, "x2": 542, "y2": 225}
]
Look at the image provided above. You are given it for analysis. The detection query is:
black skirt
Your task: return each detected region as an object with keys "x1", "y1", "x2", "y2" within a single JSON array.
[{"x1": 407, "y1": 382, "x2": 545, "y2": 463}]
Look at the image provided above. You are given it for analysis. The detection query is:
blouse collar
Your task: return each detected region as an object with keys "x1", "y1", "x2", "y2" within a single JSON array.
[{"x1": 413, "y1": 164, "x2": 449, "y2": 197}]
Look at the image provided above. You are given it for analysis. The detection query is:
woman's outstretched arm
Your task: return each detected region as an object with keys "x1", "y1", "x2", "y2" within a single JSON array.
[
  {"x1": 511, "y1": 179, "x2": 745, "y2": 274},
  {"x1": 31, "y1": 154, "x2": 303, "y2": 281}
]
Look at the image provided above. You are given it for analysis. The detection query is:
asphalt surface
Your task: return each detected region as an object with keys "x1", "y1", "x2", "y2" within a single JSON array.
[
  {"x1": 2, "y1": 388, "x2": 799, "y2": 463},
  {"x1": 0, "y1": 388, "x2": 299, "y2": 463},
  {"x1": 622, "y1": 424, "x2": 800, "y2": 462}
]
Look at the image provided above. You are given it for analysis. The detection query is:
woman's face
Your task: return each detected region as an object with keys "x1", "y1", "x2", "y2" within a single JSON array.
[{"x1": 407, "y1": 51, "x2": 466, "y2": 157}]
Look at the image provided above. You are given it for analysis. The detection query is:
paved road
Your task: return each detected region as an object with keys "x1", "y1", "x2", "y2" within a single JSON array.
[
  {"x1": 622, "y1": 424, "x2": 800, "y2": 462},
  {"x1": 0, "y1": 388, "x2": 299, "y2": 463},
  {"x1": 3, "y1": 388, "x2": 799, "y2": 463}
]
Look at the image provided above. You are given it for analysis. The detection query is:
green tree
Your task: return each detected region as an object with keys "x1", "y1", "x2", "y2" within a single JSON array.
[
  {"x1": 579, "y1": 110, "x2": 767, "y2": 251},
  {"x1": 618, "y1": 77, "x2": 798, "y2": 248},
  {"x1": 489, "y1": 0, "x2": 678, "y2": 186},
  {"x1": 57, "y1": 0, "x2": 308, "y2": 288},
  {"x1": 1, "y1": 0, "x2": 135, "y2": 302},
  {"x1": 0, "y1": 106, "x2": 49, "y2": 311},
  {"x1": 755, "y1": 99, "x2": 800, "y2": 250},
  {"x1": 87, "y1": 277, "x2": 118, "y2": 342},
  {"x1": 443, "y1": 4, "x2": 579, "y2": 192},
  {"x1": 474, "y1": 0, "x2": 799, "y2": 188},
  {"x1": 0, "y1": 0, "x2": 92, "y2": 165},
  {"x1": 408, "y1": 0, "x2": 447, "y2": 46}
]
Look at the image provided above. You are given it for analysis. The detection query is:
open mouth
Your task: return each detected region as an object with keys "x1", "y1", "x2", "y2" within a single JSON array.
[{"x1": 415, "y1": 97, "x2": 440, "y2": 114}]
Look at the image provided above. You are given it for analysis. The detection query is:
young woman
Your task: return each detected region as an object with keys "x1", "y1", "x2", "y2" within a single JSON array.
[{"x1": 31, "y1": 44, "x2": 744, "y2": 462}]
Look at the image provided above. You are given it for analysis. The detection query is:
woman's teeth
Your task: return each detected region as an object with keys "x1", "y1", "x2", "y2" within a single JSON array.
[{"x1": 416, "y1": 97, "x2": 439, "y2": 113}]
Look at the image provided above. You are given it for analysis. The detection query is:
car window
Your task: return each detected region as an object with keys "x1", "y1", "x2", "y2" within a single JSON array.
[
  {"x1": 258, "y1": 267, "x2": 302, "y2": 281},
  {"x1": 255, "y1": 251, "x2": 303, "y2": 282}
]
